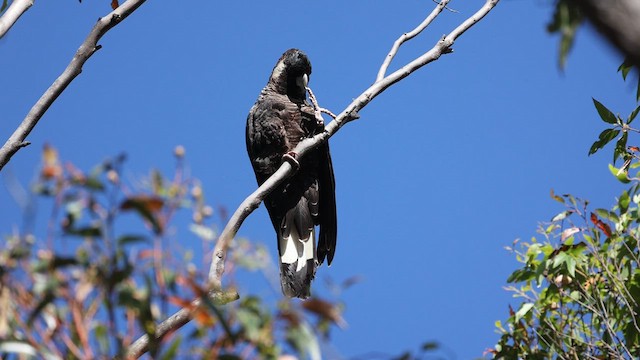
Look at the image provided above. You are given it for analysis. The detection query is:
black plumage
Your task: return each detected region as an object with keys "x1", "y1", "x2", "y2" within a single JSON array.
[{"x1": 245, "y1": 49, "x2": 337, "y2": 298}]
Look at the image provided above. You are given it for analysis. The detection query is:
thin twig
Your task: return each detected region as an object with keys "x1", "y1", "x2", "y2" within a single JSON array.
[
  {"x1": 0, "y1": 0, "x2": 147, "y2": 172},
  {"x1": 0, "y1": 0, "x2": 33, "y2": 38},
  {"x1": 376, "y1": 0, "x2": 450, "y2": 82}
]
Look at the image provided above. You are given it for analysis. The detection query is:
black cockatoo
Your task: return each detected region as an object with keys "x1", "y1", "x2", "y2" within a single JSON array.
[{"x1": 245, "y1": 49, "x2": 337, "y2": 299}]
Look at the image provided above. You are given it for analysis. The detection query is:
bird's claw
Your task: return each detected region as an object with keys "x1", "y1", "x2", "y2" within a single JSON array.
[{"x1": 282, "y1": 152, "x2": 300, "y2": 171}]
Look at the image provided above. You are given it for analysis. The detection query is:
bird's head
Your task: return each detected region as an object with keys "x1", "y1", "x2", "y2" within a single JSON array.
[{"x1": 268, "y1": 48, "x2": 312, "y2": 100}]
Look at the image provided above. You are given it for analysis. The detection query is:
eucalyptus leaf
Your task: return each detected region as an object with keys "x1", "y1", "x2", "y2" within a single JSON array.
[
  {"x1": 609, "y1": 163, "x2": 631, "y2": 183},
  {"x1": 593, "y1": 98, "x2": 618, "y2": 124},
  {"x1": 515, "y1": 303, "x2": 534, "y2": 322},
  {"x1": 589, "y1": 128, "x2": 620, "y2": 155},
  {"x1": 629, "y1": 105, "x2": 640, "y2": 125}
]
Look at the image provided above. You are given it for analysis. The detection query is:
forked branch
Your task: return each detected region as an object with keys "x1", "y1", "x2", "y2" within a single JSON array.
[
  {"x1": 377, "y1": 0, "x2": 451, "y2": 81},
  {"x1": 0, "y1": 0, "x2": 147, "y2": 172}
]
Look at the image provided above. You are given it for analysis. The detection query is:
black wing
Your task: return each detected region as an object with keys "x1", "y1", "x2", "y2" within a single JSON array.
[{"x1": 317, "y1": 141, "x2": 337, "y2": 265}]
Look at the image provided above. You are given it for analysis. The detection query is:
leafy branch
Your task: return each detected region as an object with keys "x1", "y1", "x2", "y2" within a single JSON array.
[{"x1": 494, "y1": 60, "x2": 640, "y2": 360}]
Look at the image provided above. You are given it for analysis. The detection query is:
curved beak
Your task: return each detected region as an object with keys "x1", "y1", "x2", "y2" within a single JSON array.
[{"x1": 296, "y1": 73, "x2": 309, "y2": 92}]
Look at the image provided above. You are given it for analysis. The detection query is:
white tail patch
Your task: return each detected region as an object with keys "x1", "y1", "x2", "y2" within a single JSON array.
[{"x1": 280, "y1": 226, "x2": 316, "y2": 272}]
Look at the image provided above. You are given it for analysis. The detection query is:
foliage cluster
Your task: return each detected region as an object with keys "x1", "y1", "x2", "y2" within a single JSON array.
[
  {"x1": 0, "y1": 146, "x2": 346, "y2": 359},
  {"x1": 493, "y1": 66, "x2": 640, "y2": 358}
]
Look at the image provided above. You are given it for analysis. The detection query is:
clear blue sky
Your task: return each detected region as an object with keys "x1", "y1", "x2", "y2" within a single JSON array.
[{"x1": 0, "y1": 0, "x2": 634, "y2": 358}]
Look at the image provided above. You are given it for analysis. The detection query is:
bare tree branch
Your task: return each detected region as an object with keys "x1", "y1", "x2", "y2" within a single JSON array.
[
  {"x1": 0, "y1": 0, "x2": 33, "y2": 38},
  {"x1": 125, "y1": 1, "x2": 500, "y2": 357},
  {"x1": 571, "y1": 0, "x2": 640, "y2": 69},
  {"x1": 0, "y1": 0, "x2": 147, "y2": 172},
  {"x1": 377, "y1": 0, "x2": 450, "y2": 82}
]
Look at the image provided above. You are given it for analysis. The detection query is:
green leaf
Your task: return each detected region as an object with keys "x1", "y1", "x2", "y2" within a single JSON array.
[
  {"x1": 117, "y1": 235, "x2": 148, "y2": 246},
  {"x1": 51, "y1": 256, "x2": 79, "y2": 269},
  {"x1": 566, "y1": 257, "x2": 577, "y2": 277},
  {"x1": 421, "y1": 341, "x2": 440, "y2": 351},
  {"x1": 595, "y1": 208, "x2": 620, "y2": 223},
  {"x1": 218, "y1": 355, "x2": 243, "y2": 360},
  {"x1": 70, "y1": 176, "x2": 105, "y2": 191},
  {"x1": 618, "y1": 59, "x2": 633, "y2": 80},
  {"x1": 120, "y1": 196, "x2": 164, "y2": 235},
  {"x1": 589, "y1": 129, "x2": 620, "y2": 155},
  {"x1": 515, "y1": 303, "x2": 534, "y2": 322},
  {"x1": 614, "y1": 132, "x2": 628, "y2": 164},
  {"x1": 609, "y1": 163, "x2": 631, "y2": 183},
  {"x1": 620, "y1": 190, "x2": 630, "y2": 213},
  {"x1": 28, "y1": 292, "x2": 55, "y2": 325},
  {"x1": 201, "y1": 294, "x2": 235, "y2": 341},
  {"x1": 569, "y1": 290, "x2": 581, "y2": 301},
  {"x1": 552, "y1": 252, "x2": 569, "y2": 268},
  {"x1": 593, "y1": 98, "x2": 619, "y2": 124},
  {"x1": 0, "y1": 0, "x2": 7, "y2": 14},
  {"x1": 160, "y1": 336, "x2": 182, "y2": 360},
  {"x1": 506, "y1": 268, "x2": 535, "y2": 283},
  {"x1": 64, "y1": 225, "x2": 102, "y2": 238},
  {"x1": 629, "y1": 105, "x2": 640, "y2": 125},
  {"x1": 547, "y1": 0, "x2": 583, "y2": 69}
]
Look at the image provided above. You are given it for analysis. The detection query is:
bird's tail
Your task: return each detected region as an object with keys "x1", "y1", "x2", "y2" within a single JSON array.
[{"x1": 278, "y1": 203, "x2": 317, "y2": 299}]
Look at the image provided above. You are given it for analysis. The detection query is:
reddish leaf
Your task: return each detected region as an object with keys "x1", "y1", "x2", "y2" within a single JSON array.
[
  {"x1": 590, "y1": 212, "x2": 612, "y2": 237},
  {"x1": 111, "y1": 0, "x2": 119, "y2": 10},
  {"x1": 120, "y1": 195, "x2": 165, "y2": 234},
  {"x1": 138, "y1": 249, "x2": 154, "y2": 260},
  {"x1": 168, "y1": 296, "x2": 192, "y2": 308},
  {"x1": 192, "y1": 308, "x2": 216, "y2": 327},
  {"x1": 120, "y1": 195, "x2": 164, "y2": 212},
  {"x1": 561, "y1": 227, "x2": 580, "y2": 242},
  {"x1": 483, "y1": 348, "x2": 498, "y2": 356},
  {"x1": 550, "y1": 189, "x2": 564, "y2": 204},
  {"x1": 302, "y1": 297, "x2": 347, "y2": 328},
  {"x1": 41, "y1": 144, "x2": 62, "y2": 179},
  {"x1": 278, "y1": 309, "x2": 301, "y2": 326}
]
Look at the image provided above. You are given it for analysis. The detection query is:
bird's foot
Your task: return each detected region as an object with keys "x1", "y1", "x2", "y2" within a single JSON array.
[{"x1": 282, "y1": 152, "x2": 300, "y2": 171}]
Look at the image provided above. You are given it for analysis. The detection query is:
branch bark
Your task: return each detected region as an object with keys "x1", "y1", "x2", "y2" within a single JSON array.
[
  {"x1": 377, "y1": 0, "x2": 450, "y2": 81},
  {"x1": 0, "y1": 0, "x2": 147, "y2": 172},
  {"x1": 571, "y1": 0, "x2": 640, "y2": 68},
  {"x1": 127, "y1": 1, "x2": 500, "y2": 357},
  {"x1": 0, "y1": 0, "x2": 33, "y2": 38},
  {"x1": 124, "y1": 290, "x2": 239, "y2": 359}
]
